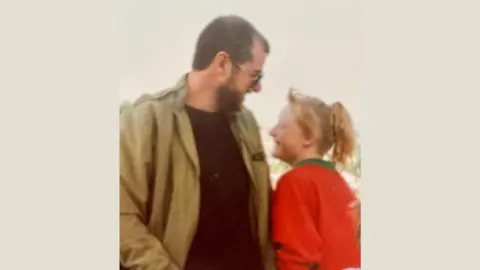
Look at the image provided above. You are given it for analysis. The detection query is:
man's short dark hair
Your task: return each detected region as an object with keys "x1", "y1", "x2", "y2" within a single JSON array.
[{"x1": 192, "y1": 15, "x2": 270, "y2": 71}]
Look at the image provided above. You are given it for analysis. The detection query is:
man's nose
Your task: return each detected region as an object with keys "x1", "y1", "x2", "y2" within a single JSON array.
[{"x1": 251, "y1": 82, "x2": 262, "y2": 93}]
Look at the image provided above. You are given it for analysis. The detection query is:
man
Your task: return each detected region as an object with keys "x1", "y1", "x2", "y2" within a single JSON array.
[{"x1": 120, "y1": 15, "x2": 273, "y2": 270}]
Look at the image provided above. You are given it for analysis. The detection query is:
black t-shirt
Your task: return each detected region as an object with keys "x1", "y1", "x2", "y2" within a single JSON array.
[{"x1": 183, "y1": 105, "x2": 264, "y2": 270}]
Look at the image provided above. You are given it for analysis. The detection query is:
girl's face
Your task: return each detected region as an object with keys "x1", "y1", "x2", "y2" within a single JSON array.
[{"x1": 269, "y1": 105, "x2": 308, "y2": 165}]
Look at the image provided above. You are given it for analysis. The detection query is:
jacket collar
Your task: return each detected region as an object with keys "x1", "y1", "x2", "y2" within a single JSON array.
[{"x1": 171, "y1": 73, "x2": 243, "y2": 120}]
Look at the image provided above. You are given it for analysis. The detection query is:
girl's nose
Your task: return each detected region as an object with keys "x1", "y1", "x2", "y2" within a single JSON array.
[{"x1": 269, "y1": 127, "x2": 276, "y2": 137}]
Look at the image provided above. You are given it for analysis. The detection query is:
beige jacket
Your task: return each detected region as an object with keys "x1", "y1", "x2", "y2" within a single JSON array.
[{"x1": 120, "y1": 75, "x2": 274, "y2": 270}]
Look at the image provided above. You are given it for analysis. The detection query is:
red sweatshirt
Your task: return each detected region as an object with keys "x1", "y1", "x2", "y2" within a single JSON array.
[{"x1": 272, "y1": 159, "x2": 360, "y2": 270}]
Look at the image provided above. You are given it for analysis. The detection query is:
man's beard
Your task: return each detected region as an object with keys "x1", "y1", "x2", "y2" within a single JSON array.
[{"x1": 216, "y1": 78, "x2": 245, "y2": 114}]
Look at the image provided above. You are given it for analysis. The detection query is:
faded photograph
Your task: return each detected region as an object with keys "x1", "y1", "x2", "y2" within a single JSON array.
[{"x1": 120, "y1": 1, "x2": 362, "y2": 270}]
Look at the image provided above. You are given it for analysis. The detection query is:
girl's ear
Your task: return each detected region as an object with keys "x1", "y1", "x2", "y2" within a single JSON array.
[{"x1": 301, "y1": 131, "x2": 317, "y2": 148}]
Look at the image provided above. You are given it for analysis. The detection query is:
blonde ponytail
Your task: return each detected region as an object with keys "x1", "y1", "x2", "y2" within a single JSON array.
[{"x1": 330, "y1": 102, "x2": 356, "y2": 168}]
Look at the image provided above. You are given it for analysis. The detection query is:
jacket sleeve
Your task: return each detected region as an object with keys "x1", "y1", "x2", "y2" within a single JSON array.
[
  {"x1": 272, "y1": 174, "x2": 323, "y2": 270},
  {"x1": 120, "y1": 101, "x2": 177, "y2": 270}
]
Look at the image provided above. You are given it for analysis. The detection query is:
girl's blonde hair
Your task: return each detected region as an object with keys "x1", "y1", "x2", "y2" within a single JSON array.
[{"x1": 287, "y1": 88, "x2": 357, "y2": 168}]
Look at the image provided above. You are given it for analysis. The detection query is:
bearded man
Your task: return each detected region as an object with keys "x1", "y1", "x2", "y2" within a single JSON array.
[{"x1": 120, "y1": 15, "x2": 273, "y2": 270}]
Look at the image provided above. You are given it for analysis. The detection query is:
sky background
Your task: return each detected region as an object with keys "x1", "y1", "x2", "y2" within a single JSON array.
[{"x1": 120, "y1": 0, "x2": 363, "y2": 140}]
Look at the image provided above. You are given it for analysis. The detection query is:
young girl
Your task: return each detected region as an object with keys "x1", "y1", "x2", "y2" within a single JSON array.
[{"x1": 270, "y1": 89, "x2": 361, "y2": 270}]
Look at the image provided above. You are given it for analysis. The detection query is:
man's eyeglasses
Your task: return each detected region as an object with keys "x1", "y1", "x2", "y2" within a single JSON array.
[{"x1": 232, "y1": 62, "x2": 263, "y2": 88}]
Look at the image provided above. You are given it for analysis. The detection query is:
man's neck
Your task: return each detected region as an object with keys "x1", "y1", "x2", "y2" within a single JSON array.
[{"x1": 185, "y1": 71, "x2": 219, "y2": 112}]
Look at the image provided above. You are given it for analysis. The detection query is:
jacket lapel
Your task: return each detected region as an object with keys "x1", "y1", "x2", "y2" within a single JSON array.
[
  {"x1": 171, "y1": 75, "x2": 200, "y2": 178},
  {"x1": 174, "y1": 110, "x2": 200, "y2": 178},
  {"x1": 230, "y1": 117, "x2": 259, "y2": 193}
]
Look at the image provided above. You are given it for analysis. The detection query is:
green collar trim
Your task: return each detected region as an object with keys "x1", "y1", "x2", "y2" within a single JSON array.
[{"x1": 296, "y1": 158, "x2": 336, "y2": 171}]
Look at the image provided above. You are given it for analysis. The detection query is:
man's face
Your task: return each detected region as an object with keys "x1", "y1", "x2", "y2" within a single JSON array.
[{"x1": 217, "y1": 39, "x2": 267, "y2": 113}]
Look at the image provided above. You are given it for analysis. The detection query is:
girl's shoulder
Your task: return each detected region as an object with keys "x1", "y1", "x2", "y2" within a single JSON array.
[{"x1": 275, "y1": 165, "x2": 321, "y2": 190}]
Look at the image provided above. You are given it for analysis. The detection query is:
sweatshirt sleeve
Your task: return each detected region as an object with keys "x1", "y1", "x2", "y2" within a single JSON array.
[{"x1": 272, "y1": 172, "x2": 323, "y2": 270}]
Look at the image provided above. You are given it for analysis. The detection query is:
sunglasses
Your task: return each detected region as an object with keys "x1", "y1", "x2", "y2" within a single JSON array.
[{"x1": 232, "y1": 62, "x2": 263, "y2": 88}]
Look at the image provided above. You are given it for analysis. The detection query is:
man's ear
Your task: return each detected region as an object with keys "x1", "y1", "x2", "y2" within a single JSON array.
[{"x1": 211, "y1": 51, "x2": 232, "y2": 79}]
